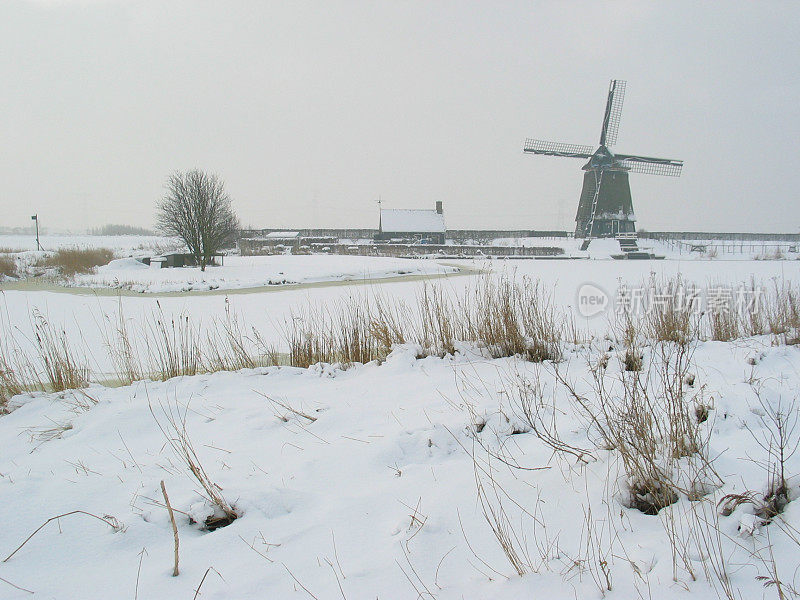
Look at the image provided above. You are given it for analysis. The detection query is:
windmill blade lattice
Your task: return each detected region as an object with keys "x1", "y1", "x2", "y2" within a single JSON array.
[
  {"x1": 617, "y1": 154, "x2": 683, "y2": 177},
  {"x1": 523, "y1": 139, "x2": 594, "y2": 158},
  {"x1": 600, "y1": 80, "x2": 626, "y2": 147}
]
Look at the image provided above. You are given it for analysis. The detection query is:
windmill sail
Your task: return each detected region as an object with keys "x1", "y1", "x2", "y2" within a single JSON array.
[
  {"x1": 616, "y1": 154, "x2": 683, "y2": 177},
  {"x1": 599, "y1": 80, "x2": 626, "y2": 147},
  {"x1": 523, "y1": 139, "x2": 594, "y2": 158},
  {"x1": 522, "y1": 79, "x2": 683, "y2": 240}
]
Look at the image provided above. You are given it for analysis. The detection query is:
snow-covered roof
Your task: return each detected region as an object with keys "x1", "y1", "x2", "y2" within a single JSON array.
[
  {"x1": 264, "y1": 231, "x2": 300, "y2": 239},
  {"x1": 380, "y1": 209, "x2": 445, "y2": 233}
]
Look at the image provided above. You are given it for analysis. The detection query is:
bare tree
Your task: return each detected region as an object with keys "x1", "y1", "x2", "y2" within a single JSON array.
[{"x1": 156, "y1": 170, "x2": 239, "y2": 271}]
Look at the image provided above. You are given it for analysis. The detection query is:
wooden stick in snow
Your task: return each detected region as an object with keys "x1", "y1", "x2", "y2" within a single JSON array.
[{"x1": 160, "y1": 480, "x2": 180, "y2": 576}]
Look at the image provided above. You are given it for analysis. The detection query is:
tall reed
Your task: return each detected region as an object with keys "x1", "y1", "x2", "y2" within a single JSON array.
[
  {"x1": 145, "y1": 302, "x2": 201, "y2": 380},
  {"x1": 31, "y1": 311, "x2": 89, "y2": 392}
]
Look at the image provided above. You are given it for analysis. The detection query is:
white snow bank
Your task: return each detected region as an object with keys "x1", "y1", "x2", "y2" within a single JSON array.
[
  {"x1": 102, "y1": 257, "x2": 151, "y2": 271},
  {"x1": 1, "y1": 340, "x2": 800, "y2": 598}
]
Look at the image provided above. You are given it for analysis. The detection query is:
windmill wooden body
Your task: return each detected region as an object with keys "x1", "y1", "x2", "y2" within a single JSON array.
[{"x1": 524, "y1": 80, "x2": 683, "y2": 248}]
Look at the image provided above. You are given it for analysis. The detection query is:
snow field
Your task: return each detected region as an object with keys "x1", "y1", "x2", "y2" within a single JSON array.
[
  {"x1": 73, "y1": 255, "x2": 458, "y2": 293},
  {"x1": 1, "y1": 339, "x2": 799, "y2": 598},
  {"x1": 1, "y1": 256, "x2": 799, "y2": 598}
]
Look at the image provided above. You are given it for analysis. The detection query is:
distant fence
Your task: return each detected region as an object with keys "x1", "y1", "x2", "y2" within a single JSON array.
[
  {"x1": 239, "y1": 228, "x2": 800, "y2": 245},
  {"x1": 640, "y1": 231, "x2": 800, "y2": 242},
  {"x1": 446, "y1": 230, "x2": 571, "y2": 239},
  {"x1": 240, "y1": 238, "x2": 564, "y2": 258},
  {"x1": 240, "y1": 229, "x2": 377, "y2": 239},
  {"x1": 657, "y1": 239, "x2": 799, "y2": 257},
  {"x1": 240, "y1": 229, "x2": 571, "y2": 241}
]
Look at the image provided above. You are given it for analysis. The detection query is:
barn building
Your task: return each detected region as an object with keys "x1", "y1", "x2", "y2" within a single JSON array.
[{"x1": 375, "y1": 201, "x2": 446, "y2": 244}]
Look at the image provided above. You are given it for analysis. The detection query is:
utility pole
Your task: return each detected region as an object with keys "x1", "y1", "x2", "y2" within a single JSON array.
[
  {"x1": 376, "y1": 196, "x2": 382, "y2": 236},
  {"x1": 31, "y1": 214, "x2": 40, "y2": 251}
]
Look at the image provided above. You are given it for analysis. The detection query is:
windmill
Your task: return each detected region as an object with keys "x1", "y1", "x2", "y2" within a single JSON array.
[{"x1": 523, "y1": 80, "x2": 682, "y2": 249}]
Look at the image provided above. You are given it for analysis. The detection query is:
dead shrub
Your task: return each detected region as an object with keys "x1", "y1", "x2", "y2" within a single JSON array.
[
  {"x1": 151, "y1": 400, "x2": 239, "y2": 530},
  {"x1": 741, "y1": 391, "x2": 799, "y2": 521},
  {"x1": 506, "y1": 367, "x2": 594, "y2": 464},
  {"x1": 39, "y1": 247, "x2": 115, "y2": 277},
  {"x1": 553, "y1": 339, "x2": 718, "y2": 516}
]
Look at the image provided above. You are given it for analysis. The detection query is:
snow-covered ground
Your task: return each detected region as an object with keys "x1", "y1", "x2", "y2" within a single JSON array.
[
  {"x1": 72, "y1": 255, "x2": 458, "y2": 293},
  {"x1": 1, "y1": 257, "x2": 798, "y2": 377},
  {"x1": 2, "y1": 244, "x2": 800, "y2": 599},
  {"x1": 1, "y1": 337, "x2": 799, "y2": 599}
]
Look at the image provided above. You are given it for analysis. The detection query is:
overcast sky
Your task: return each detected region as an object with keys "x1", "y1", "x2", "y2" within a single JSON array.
[{"x1": 1, "y1": 1, "x2": 799, "y2": 233}]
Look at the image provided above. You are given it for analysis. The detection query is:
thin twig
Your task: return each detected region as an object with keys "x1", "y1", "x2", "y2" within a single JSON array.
[
  {"x1": 282, "y1": 563, "x2": 320, "y2": 599},
  {"x1": 331, "y1": 530, "x2": 345, "y2": 580},
  {"x1": 161, "y1": 480, "x2": 180, "y2": 576},
  {"x1": 0, "y1": 576, "x2": 34, "y2": 594},
  {"x1": 134, "y1": 547, "x2": 147, "y2": 600},
  {"x1": 3, "y1": 510, "x2": 122, "y2": 562},
  {"x1": 325, "y1": 558, "x2": 347, "y2": 600},
  {"x1": 118, "y1": 429, "x2": 143, "y2": 473},
  {"x1": 193, "y1": 567, "x2": 224, "y2": 600},
  {"x1": 254, "y1": 391, "x2": 317, "y2": 422}
]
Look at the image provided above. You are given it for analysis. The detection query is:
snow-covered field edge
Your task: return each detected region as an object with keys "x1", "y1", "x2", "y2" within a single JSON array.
[
  {"x1": 1, "y1": 273, "x2": 800, "y2": 598},
  {"x1": 1, "y1": 335, "x2": 799, "y2": 599}
]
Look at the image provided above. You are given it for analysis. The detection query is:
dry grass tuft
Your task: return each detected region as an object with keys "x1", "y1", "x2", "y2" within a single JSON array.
[
  {"x1": 39, "y1": 247, "x2": 115, "y2": 277},
  {"x1": 765, "y1": 281, "x2": 800, "y2": 344},
  {"x1": 32, "y1": 311, "x2": 89, "y2": 392},
  {"x1": 0, "y1": 350, "x2": 25, "y2": 410},
  {"x1": 417, "y1": 282, "x2": 461, "y2": 357},
  {"x1": 708, "y1": 309, "x2": 739, "y2": 342},
  {"x1": 146, "y1": 302, "x2": 201, "y2": 380},
  {"x1": 151, "y1": 400, "x2": 239, "y2": 530},
  {"x1": 646, "y1": 277, "x2": 699, "y2": 345},
  {"x1": 0, "y1": 255, "x2": 17, "y2": 278},
  {"x1": 204, "y1": 299, "x2": 258, "y2": 372},
  {"x1": 282, "y1": 272, "x2": 563, "y2": 369},
  {"x1": 98, "y1": 300, "x2": 143, "y2": 385},
  {"x1": 466, "y1": 275, "x2": 562, "y2": 362}
]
